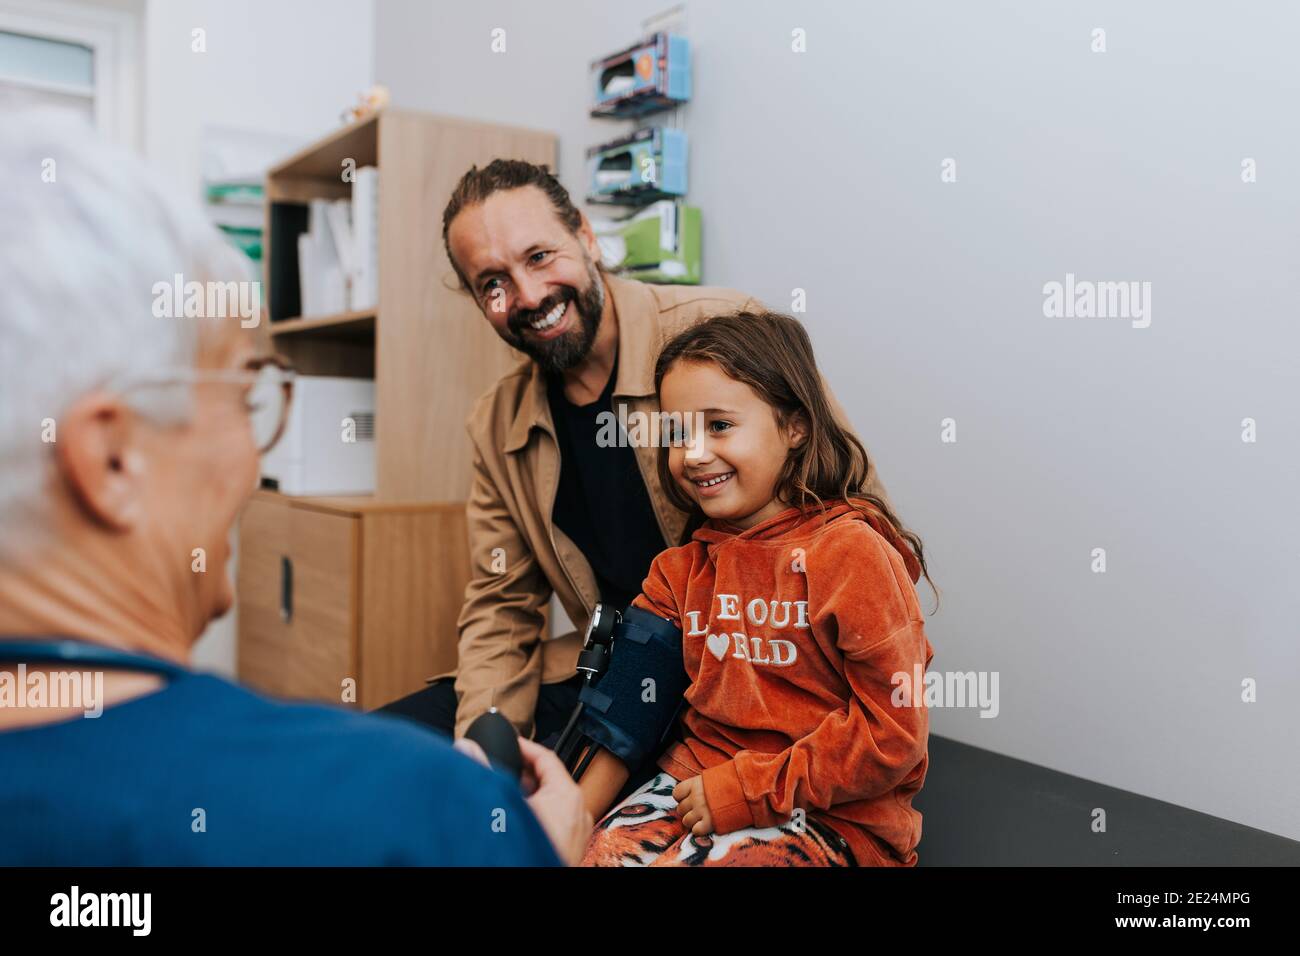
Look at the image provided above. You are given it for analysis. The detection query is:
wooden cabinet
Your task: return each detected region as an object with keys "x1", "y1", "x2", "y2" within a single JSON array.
[{"x1": 237, "y1": 492, "x2": 470, "y2": 710}]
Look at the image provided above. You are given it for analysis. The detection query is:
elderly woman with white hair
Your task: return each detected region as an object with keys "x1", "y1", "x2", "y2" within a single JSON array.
[{"x1": 0, "y1": 112, "x2": 590, "y2": 865}]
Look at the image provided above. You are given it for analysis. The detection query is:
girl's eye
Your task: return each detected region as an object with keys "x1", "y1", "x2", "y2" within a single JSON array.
[{"x1": 709, "y1": 420, "x2": 733, "y2": 433}]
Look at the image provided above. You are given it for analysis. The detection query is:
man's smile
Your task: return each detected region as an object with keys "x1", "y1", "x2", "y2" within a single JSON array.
[{"x1": 525, "y1": 299, "x2": 572, "y2": 339}]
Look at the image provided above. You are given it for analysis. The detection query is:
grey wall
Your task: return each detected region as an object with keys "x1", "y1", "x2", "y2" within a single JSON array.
[{"x1": 376, "y1": 0, "x2": 1300, "y2": 840}]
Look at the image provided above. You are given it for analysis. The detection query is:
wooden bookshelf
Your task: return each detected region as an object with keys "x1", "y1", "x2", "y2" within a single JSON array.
[
  {"x1": 270, "y1": 113, "x2": 379, "y2": 182},
  {"x1": 239, "y1": 109, "x2": 557, "y2": 708},
  {"x1": 262, "y1": 107, "x2": 555, "y2": 499},
  {"x1": 270, "y1": 310, "x2": 375, "y2": 339}
]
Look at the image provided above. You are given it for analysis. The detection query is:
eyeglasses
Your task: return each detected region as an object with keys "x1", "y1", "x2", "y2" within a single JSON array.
[{"x1": 111, "y1": 355, "x2": 296, "y2": 454}]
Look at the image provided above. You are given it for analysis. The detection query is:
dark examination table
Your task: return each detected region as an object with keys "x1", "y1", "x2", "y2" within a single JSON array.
[{"x1": 913, "y1": 736, "x2": 1300, "y2": 865}]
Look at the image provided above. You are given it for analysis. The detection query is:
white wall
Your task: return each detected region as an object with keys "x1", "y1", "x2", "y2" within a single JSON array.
[
  {"x1": 141, "y1": 0, "x2": 375, "y2": 673},
  {"x1": 143, "y1": 0, "x2": 374, "y2": 190},
  {"x1": 376, "y1": 0, "x2": 1300, "y2": 840}
]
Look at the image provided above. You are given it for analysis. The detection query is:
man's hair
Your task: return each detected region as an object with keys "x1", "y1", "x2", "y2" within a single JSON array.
[{"x1": 441, "y1": 158, "x2": 598, "y2": 291}]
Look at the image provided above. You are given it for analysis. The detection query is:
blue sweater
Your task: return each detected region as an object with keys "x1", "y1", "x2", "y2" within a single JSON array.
[{"x1": 0, "y1": 672, "x2": 559, "y2": 866}]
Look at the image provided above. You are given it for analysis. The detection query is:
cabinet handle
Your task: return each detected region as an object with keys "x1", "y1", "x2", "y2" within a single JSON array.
[{"x1": 280, "y1": 555, "x2": 293, "y2": 623}]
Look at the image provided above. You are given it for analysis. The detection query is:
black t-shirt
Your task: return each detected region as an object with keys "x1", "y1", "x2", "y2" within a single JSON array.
[{"x1": 546, "y1": 362, "x2": 667, "y2": 613}]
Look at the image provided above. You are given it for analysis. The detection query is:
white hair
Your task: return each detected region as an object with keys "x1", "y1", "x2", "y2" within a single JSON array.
[{"x1": 0, "y1": 110, "x2": 251, "y2": 557}]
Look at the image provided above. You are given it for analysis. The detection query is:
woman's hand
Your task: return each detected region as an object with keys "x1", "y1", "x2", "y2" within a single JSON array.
[
  {"x1": 673, "y1": 775, "x2": 715, "y2": 837},
  {"x1": 455, "y1": 735, "x2": 593, "y2": 865}
]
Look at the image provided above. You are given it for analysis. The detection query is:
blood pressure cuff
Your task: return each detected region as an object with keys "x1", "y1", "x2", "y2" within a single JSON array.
[{"x1": 576, "y1": 606, "x2": 689, "y2": 768}]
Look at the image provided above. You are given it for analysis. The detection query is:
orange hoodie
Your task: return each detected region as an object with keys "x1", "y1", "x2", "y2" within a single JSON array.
[{"x1": 632, "y1": 499, "x2": 934, "y2": 867}]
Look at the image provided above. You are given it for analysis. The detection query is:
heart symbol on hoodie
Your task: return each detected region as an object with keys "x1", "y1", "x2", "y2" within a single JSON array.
[{"x1": 706, "y1": 632, "x2": 730, "y2": 661}]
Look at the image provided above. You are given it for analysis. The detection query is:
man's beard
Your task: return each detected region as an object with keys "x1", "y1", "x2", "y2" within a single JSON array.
[{"x1": 502, "y1": 258, "x2": 605, "y2": 375}]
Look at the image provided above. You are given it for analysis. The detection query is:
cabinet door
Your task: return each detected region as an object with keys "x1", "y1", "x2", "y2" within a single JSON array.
[
  {"x1": 358, "y1": 507, "x2": 470, "y2": 708},
  {"x1": 236, "y1": 496, "x2": 289, "y2": 694},
  {"x1": 238, "y1": 499, "x2": 358, "y2": 705}
]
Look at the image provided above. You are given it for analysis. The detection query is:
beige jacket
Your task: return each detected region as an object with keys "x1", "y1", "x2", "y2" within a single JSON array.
[{"x1": 440, "y1": 274, "x2": 889, "y2": 738}]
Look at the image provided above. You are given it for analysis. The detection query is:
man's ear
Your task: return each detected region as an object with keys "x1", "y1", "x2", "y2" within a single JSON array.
[
  {"x1": 55, "y1": 391, "x2": 148, "y2": 532},
  {"x1": 577, "y1": 212, "x2": 602, "y2": 262}
]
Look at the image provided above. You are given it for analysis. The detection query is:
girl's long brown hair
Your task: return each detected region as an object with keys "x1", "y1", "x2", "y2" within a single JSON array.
[{"x1": 654, "y1": 310, "x2": 935, "y2": 602}]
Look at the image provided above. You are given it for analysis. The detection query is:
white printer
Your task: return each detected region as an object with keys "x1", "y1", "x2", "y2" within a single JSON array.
[{"x1": 260, "y1": 376, "x2": 376, "y2": 495}]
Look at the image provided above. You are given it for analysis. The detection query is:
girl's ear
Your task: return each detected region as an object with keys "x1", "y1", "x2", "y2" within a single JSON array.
[{"x1": 785, "y1": 410, "x2": 810, "y2": 450}]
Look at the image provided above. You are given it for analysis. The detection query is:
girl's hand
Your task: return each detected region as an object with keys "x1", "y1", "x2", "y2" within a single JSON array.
[{"x1": 673, "y1": 776, "x2": 715, "y2": 837}]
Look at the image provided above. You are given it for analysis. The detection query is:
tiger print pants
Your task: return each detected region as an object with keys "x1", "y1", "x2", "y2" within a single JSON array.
[{"x1": 580, "y1": 771, "x2": 855, "y2": 867}]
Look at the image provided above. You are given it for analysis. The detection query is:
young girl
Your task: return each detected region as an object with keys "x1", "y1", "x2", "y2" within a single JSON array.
[{"x1": 580, "y1": 310, "x2": 935, "y2": 867}]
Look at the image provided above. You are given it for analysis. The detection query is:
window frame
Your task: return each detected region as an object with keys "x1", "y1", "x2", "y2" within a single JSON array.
[{"x1": 0, "y1": 0, "x2": 140, "y2": 146}]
